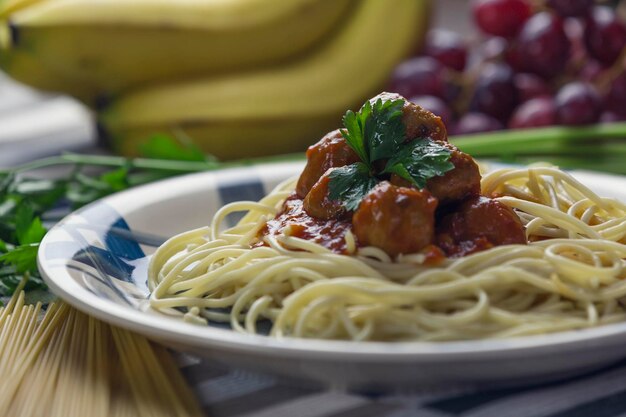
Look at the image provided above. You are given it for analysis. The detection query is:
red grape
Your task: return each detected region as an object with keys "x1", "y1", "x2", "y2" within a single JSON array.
[
  {"x1": 555, "y1": 82, "x2": 601, "y2": 125},
  {"x1": 547, "y1": 0, "x2": 593, "y2": 17},
  {"x1": 388, "y1": 57, "x2": 446, "y2": 99},
  {"x1": 424, "y1": 30, "x2": 468, "y2": 72},
  {"x1": 584, "y1": 6, "x2": 626, "y2": 65},
  {"x1": 514, "y1": 73, "x2": 553, "y2": 102},
  {"x1": 504, "y1": 42, "x2": 525, "y2": 72},
  {"x1": 604, "y1": 71, "x2": 626, "y2": 115},
  {"x1": 578, "y1": 60, "x2": 605, "y2": 82},
  {"x1": 472, "y1": 0, "x2": 532, "y2": 38},
  {"x1": 409, "y1": 95, "x2": 453, "y2": 127},
  {"x1": 516, "y1": 12, "x2": 571, "y2": 79},
  {"x1": 455, "y1": 113, "x2": 504, "y2": 134},
  {"x1": 470, "y1": 63, "x2": 518, "y2": 121},
  {"x1": 600, "y1": 111, "x2": 626, "y2": 122},
  {"x1": 509, "y1": 97, "x2": 557, "y2": 128},
  {"x1": 481, "y1": 37, "x2": 508, "y2": 62},
  {"x1": 564, "y1": 18, "x2": 587, "y2": 63}
]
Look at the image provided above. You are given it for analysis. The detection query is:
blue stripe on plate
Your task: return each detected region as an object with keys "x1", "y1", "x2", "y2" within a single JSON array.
[
  {"x1": 72, "y1": 245, "x2": 135, "y2": 282},
  {"x1": 105, "y1": 217, "x2": 145, "y2": 260},
  {"x1": 78, "y1": 202, "x2": 146, "y2": 260}
]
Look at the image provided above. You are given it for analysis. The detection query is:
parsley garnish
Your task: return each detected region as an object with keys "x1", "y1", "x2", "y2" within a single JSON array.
[
  {"x1": 327, "y1": 163, "x2": 379, "y2": 211},
  {"x1": 329, "y1": 98, "x2": 454, "y2": 210},
  {"x1": 383, "y1": 139, "x2": 455, "y2": 188}
]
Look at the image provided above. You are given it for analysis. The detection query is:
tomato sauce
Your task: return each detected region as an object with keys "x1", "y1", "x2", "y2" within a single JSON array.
[{"x1": 261, "y1": 194, "x2": 353, "y2": 253}]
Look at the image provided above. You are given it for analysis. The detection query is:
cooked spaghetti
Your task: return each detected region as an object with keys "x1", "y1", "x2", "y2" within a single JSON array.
[{"x1": 148, "y1": 94, "x2": 626, "y2": 342}]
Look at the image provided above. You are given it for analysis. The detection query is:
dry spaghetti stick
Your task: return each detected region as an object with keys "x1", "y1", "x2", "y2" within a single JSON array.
[
  {"x1": 0, "y1": 302, "x2": 70, "y2": 413},
  {"x1": 52, "y1": 309, "x2": 85, "y2": 417},
  {"x1": 0, "y1": 292, "x2": 203, "y2": 417},
  {"x1": 88, "y1": 315, "x2": 111, "y2": 417},
  {"x1": 110, "y1": 327, "x2": 161, "y2": 417},
  {"x1": 154, "y1": 346, "x2": 205, "y2": 417},
  {"x1": 128, "y1": 332, "x2": 202, "y2": 417},
  {"x1": 11, "y1": 309, "x2": 63, "y2": 417}
]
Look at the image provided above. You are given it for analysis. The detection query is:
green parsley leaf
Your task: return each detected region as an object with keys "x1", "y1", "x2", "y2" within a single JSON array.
[
  {"x1": 327, "y1": 163, "x2": 378, "y2": 211},
  {"x1": 341, "y1": 105, "x2": 371, "y2": 164},
  {"x1": 340, "y1": 98, "x2": 406, "y2": 165},
  {"x1": 365, "y1": 99, "x2": 406, "y2": 162},
  {"x1": 100, "y1": 167, "x2": 129, "y2": 192},
  {"x1": 15, "y1": 204, "x2": 47, "y2": 245},
  {"x1": 383, "y1": 139, "x2": 455, "y2": 188},
  {"x1": 0, "y1": 244, "x2": 39, "y2": 274},
  {"x1": 139, "y1": 134, "x2": 208, "y2": 162}
]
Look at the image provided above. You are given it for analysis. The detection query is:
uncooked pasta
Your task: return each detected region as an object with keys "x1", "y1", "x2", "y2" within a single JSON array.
[{"x1": 0, "y1": 279, "x2": 203, "y2": 417}]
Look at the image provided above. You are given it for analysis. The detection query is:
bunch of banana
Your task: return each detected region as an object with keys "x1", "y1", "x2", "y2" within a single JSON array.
[
  {"x1": 101, "y1": 0, "x2": 430, "y2": 159},
  {"x1": 0, "y1": 0, "x2": 352, "y2": 102},
  {"x1": 0, "y1": 0, "x2": 430, "y2": 159}
]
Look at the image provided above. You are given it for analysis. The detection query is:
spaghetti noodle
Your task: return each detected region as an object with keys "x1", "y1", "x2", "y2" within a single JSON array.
[
  {"x1": 0, "y1": 279, "x2": 203, "y2": 417},
  {"x1": 148, "y1": 165, "x2": 626, "y2": 341}
]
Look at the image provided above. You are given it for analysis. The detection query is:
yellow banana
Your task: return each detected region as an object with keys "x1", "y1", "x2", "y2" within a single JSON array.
[
  {"x1": 0, "y1": 0, "x2": 352, "y2": 101},
  {"x1": 101, "y1": 0, "x2": 431, "y2": 159},
  {"x1": 0, "y1": 0, "x2": 47, "y2": 18}
]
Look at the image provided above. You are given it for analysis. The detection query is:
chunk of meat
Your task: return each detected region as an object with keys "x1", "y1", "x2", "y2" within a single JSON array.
[
  {"x1": 296, "y1": 130, "x2": 360, "y2": 198},
  {"x1": 303, "y1": 170, "x2": 346, "y2": 220},
  {"x1": 352, "y1": 182, "x2": 438, "y2": 257},
  {"x1": 390, "y1": 141, "x2": 481, "y2": 206},
  {"x1": 370, "y1": 92, "x2": 448, "y2": 142},
  {"x1": 436, "y1": 196, "x2": 527, "y2": 257},
  {"x1": 426, "y1": 142, "x2": 481, "y2": 205}
]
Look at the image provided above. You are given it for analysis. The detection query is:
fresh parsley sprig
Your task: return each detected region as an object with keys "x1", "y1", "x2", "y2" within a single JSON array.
[
  {"x1": 327, "y1": 163, "x2": 379, "y2": 211},
  {"x1": 329, "y1": 98, "x2": 454, "y2": 210},
  {"x1": 383, "y1": 139, "x2": 455, "y2": 189}
]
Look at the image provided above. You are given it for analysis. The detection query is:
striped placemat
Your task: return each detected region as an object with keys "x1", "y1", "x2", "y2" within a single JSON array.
[{"x1": 179, "y1": 354, "x2": 626, "y2": 417}]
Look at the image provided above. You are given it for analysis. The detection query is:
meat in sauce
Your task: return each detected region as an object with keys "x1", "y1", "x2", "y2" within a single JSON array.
[
  {"x1": 259, "y1": 93, "x2": 526, "y2": 259},
  {"x1": 436, "y1": 196, "x2": 527, "y2": 256},
  {"x1": 303, "y1": 169, "x2": 347, "y2": 220},
  {"x1": 262, "y1": 194, "x2": 352, "y2": 253},
  {"x1": 373, "y1": 92, "x2": 447, "y2": 143},
  {"x1": 352, "y1": 182, "x2": 438, "y2": 257},
  {"x1": 296, "y1": 129, "x2": 359, "y2": 198},
  {"x1": 391, "y1": 142, "x2": 481, "y2": 206}
]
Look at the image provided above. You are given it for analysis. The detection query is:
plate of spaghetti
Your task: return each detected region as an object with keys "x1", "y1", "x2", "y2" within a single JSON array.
[{"x1": 38, "y1": 93, "x2": 626, "y2": 388}]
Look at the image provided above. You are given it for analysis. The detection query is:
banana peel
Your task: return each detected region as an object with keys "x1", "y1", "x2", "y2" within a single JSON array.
[{"x1": 102, "y1": 0, "x2": 431, "y2": 160}]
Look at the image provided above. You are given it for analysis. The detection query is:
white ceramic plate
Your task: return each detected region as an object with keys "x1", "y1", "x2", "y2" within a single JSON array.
[{"x1": 38, "y1": 162, "x2": 626, "y2": 389}]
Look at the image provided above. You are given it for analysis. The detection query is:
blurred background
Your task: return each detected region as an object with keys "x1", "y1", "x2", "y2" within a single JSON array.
[{"x1": 0, "y1": 0, "x2": 624, "y2": 170}]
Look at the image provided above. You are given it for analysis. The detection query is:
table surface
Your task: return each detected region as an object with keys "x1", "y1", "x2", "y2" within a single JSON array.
[{"x1": 4, "y1": 1, "x2": 626, "y2": 416}]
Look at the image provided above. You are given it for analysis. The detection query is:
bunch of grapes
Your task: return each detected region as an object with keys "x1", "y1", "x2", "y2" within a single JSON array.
[{"x1": 389, "y1": 0, "x2": 626, "y2": 135}]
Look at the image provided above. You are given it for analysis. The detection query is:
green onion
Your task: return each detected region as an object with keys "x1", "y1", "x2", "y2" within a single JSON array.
[{"x1": 450, "y1": 122, "x2": 626, "y2": 174}]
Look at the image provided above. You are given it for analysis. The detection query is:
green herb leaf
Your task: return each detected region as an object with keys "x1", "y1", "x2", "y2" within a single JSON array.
[
  {"x1": 365, "y1": 99, "x2": 406, "y2": 162},
  {"x1": 341, "y1": 105, "x2": 371, "y2": 164},
  {"x1": 139, "y1": 134, "x2": 208, "y2": 162},
  {"x1": 340, "y1": 99, "x2": 406, "y2": 166},
  {"x1": 383, "y1": 139, "x2": 455, "y2": 188},
  {"x1": 0, "y1": 244, "x2": 39, "y2": 274},
  {"x1": 100, "y1": 167, "x2": 129, "y2": 192},
  {"x1": 327, "y1": 162, "x2": 378, "y2": 211},
  {"x1": 15, "y1": 204, "x2": 47, "y2": 245}
]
